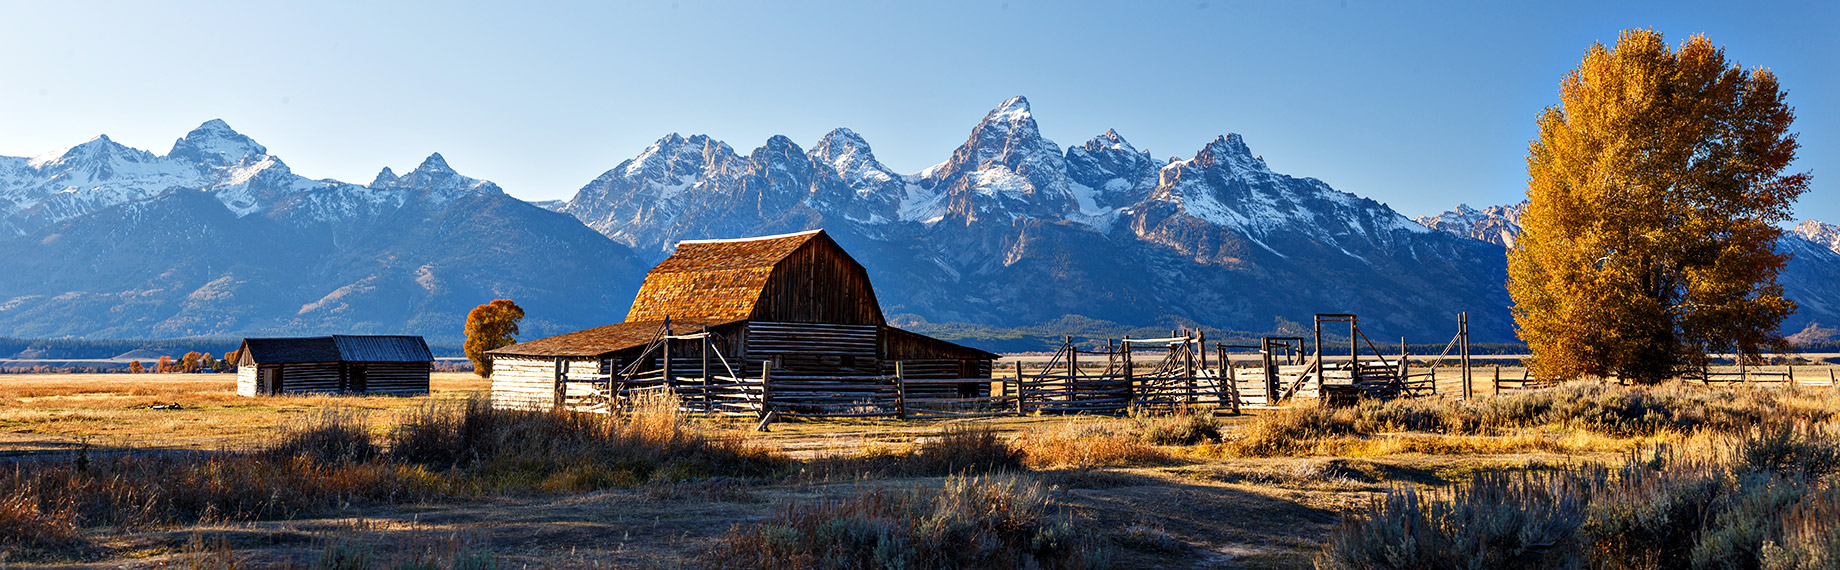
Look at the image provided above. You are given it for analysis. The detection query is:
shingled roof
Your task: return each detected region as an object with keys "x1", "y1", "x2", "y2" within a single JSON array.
[
  {"x1": 624, "y1": 230, "x2": 827, "y2": 322},
  {"x1": 486, "y1": 318, "x2": 741, "y2": 358}
]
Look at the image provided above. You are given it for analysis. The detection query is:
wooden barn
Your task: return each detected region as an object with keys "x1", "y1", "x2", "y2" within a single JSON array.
[
  {"x1": 488, "y1": 229, "x2": 997, "y2": 413},
  {"x1": 235, "y1": 335, "x2": 434, "y2": 397}
]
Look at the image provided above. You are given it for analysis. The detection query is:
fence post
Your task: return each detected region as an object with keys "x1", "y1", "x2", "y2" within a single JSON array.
[
  {"x1": 1789, "y1": 364, "x2": 1796, "y2": 388},
  {"x1": 1492, "y1": 365, "x2": 1501, "y2": 395},
  {"x1": 1459, "y1": 312, "x2": 1471, "y2": 400},
  {"x1": 759, "y1": 366, "x2": 773, "y2": 419},
  {"x1": 894, "y1": 362, "x2": 907, "y2": 420},
  {"x1": 1014, "y1": 361, "x2": 1027, "y2": 415}
]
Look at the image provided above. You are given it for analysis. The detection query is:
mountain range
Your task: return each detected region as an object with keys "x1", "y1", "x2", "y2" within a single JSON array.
[{"x1": 0, "y1": 96, "x2": 1830, "y2": 346}]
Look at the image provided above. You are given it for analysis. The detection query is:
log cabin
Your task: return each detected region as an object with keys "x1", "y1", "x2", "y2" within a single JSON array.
[
  {"x1": 487, "y1": 229, "x2": 997, "y2": 412},
  {"x1": 235, "y1": 335, "x2": 433, "y2": 396}
]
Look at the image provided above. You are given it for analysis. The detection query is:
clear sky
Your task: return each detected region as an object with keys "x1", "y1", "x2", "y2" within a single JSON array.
[{"x1": 0, "y1": 1, "x2": 1833, "y2": 220}]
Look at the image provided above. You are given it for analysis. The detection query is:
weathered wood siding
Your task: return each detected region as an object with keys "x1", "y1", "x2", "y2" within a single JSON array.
[
  {"x1": 749, "y1": 240, "x2": 885, "y2": 325},
  {"x1": 237, "y1": 366, "x2": 259, "y2": 397},
  {"x1": 354, "y1": 362, "x2": 429, "y2": 395},
  {"x1": 746, "y1": 321, "x2": 880, "y2": 376},
  {"x1": 275, "y1": 362, "x2": 343, "y2": 394},
  {"x1": 491, "y1": 357, "x2": 557, "y2": 410}
]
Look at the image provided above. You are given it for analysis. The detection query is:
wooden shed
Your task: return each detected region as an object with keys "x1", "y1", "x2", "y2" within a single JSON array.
[
  {"x1": 488, "y1": 229, "x2": 997, "y2": 412},
  {"x1": 236, "y1": 335, "x2": 433, "y2": 397}
]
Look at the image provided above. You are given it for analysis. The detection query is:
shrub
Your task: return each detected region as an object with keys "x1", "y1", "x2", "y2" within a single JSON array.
[
  {"x1": 1318, "y1": 470, "x2": 1591, "y2": 569},
  {"x1": 1227, "y1": 403, "x2": 1354, "y2": 457},
  {"x1": 1128, "y1": 409, "x2": 1223, "y2": 445},
  {"x1": 1320, "y1": 423, "x2": 1840, "y2": 570},
  {"x1": 710, "y1": 475, "x2": 1108, "y2": 569},
  {"x1": 902, "y1": 424, "x2": 1024, "y2": 475}
]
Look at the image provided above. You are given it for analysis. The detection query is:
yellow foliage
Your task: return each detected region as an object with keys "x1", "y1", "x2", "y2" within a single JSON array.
[{"x1": 1510, "y1": 29, "x2": 1807, "y2": 383}]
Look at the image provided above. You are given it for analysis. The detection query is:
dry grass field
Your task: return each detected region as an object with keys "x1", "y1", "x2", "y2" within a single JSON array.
[
  {"x1": 0, "y1": 372, "x2": 490, "y2": 455},
  {"x1": 2, "y1": 371, "x2": 1838, "y2": 568}
]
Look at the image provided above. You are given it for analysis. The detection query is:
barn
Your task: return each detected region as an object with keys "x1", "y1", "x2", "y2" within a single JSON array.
[
  {"x1": 235, "y1": 335, "x2": 434, "y2": 397},
  {"x1": 488, "y1": 229, "x2": 997, "y2": 413}
]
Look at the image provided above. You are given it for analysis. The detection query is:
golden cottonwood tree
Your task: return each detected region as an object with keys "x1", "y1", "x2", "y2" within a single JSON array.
[
  {"x1": 1510, "y1": 30, "x2": 1808, "y2": 383},
  {"x1": 464, "y1": 299, "x2": 525, "y2": 377}
]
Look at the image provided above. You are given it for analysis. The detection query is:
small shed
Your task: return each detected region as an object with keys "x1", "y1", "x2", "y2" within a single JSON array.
[
  {"x1": 487, "y1": 229, "x2": 998, "y2": 411},
  {"x1": 236, "y1": 335, "x2": 433, "y2": 397}
]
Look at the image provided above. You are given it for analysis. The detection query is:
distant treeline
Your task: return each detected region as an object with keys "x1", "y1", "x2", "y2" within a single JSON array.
[{"x1": 0, "y1": 337, "x2": 465, "y2": 360}]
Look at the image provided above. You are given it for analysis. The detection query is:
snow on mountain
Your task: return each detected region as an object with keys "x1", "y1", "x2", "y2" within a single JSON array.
[
  {"x1": 563, "y1": 133, "x2": 744, "y2": 250},
  {"x1": 0, "y1": 120, "x2": 516, "y2": 233},
  {"x1": 1415, "y1": 202, "x2": 1526, "y2": 247},
  {"x1": 0, "y1": 122, "x2": 642, "y2": 340},
  {"x1": 920, "y1": 96, "x2": 1081, "y2": 224},
  {"x1": 1145, "y1": 133, "x2": 1431, "y2": 259},
  {"x1": 805, "y1": 128, "x2": 904, "y2": 225},
  {"x1": 1794, "y1": 219, "x2": 1840, "y2": 255}
]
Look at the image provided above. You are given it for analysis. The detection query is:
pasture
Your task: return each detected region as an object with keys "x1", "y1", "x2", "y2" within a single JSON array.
[{"x1": 1, "y1": 369, "x2": 1837, "y2": 568}]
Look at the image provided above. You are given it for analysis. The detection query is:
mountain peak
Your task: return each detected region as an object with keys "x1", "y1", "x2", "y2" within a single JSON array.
[
  {"x1": 29, "y1": 134, "x2": 134, "y2": 168},
  {"x1": 370, "y1": 167, "x2": 399, "y2": 187},
  {"x1": 821, "y1": 127, "x2": 869, "y2": 146},
  {"x1": 985, "y1": 96, "x2": 1032, "y2": 125},
  {"x1": 414, "y1": 153, "x2": 453, "y2": 174},
  {"x1": 170, "y1": 119, "x2": 266, "y2": 166},
  {"x1": 1083, "y1": 129, "x2": 1138, "y2": 153},
  {"x1": 1794, "y1": 219, "x2": 1840, "y2": 255}
]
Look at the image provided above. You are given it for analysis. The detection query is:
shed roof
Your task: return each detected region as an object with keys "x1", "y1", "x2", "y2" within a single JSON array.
[
  {"x1": 624, "y1": 230, "x2": 825, "y2": 322},
  {"x1": 333, "y1": 335, "x2": 434, "y2": 362},
  {"x1": 486, "y1": 318, "x2": 741, "y2": 358},
  {"x1": 240, "y1": 335, "x2": 433, "y2": 364}
]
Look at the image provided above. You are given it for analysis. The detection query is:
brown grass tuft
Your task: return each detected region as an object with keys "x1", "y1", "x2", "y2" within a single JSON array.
[{"x1": 1015, "y1": 420, "x2": 1168, "y2": 469}]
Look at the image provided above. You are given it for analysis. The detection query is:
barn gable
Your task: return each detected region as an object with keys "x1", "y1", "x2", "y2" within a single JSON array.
[{"x1": 624, "y1": 230, "x2": 885, "y2": 326}]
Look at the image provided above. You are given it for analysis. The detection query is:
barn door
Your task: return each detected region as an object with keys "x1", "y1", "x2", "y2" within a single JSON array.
[
  {"x1": 259, "y1": 367, "x2": 281, "y2": 395},
  {"x1": 349, "y1": 365, "x2": 368, "y2": 394}
]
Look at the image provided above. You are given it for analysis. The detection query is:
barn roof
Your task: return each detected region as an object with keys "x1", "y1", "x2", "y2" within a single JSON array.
[
  {"x1": 332, "y1": 335, "x2": 434, "y2": 362},
  {"x1": 625, "y1": 230, "x2": 825, "y2": 322},
  {"x1": 486, "y1": 318, "x2": 742, "y2": 358},
  {"x1": 240, "y1": 335, "x2": 433, "y2": 364}
]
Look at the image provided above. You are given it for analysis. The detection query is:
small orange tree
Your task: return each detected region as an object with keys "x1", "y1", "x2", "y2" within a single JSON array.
[
  {"x1": 129, "y1": 360, "x2": 144, "y2": 374},
  {"x1": 464, "y1": 299, "x2": 525, "y2": 377},
  {"x1": 155, "y1": 355, "x2": 174, "y2": 373}
]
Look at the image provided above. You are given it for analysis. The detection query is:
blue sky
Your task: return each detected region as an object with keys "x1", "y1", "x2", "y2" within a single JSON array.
[{"x1": 1, "y1": 0, "x2": 1833, "y2": 220}]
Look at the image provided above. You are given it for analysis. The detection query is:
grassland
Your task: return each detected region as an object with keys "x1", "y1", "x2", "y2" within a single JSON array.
[{"x1": 2, "y1": 371, "x2": 1838, "y2": 568}]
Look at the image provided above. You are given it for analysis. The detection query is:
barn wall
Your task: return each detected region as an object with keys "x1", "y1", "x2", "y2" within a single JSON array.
[
  {"x1": 277, "y1": 362, "x2": 342, "y2": 394},
  {"x1": 745, "y1": 321, "x2": 880, "y2": 376},
  {"x1": 491, "y1": 357, "x2": 597, "y2": 410},
  {"x1": 237, "y1": 366, "x2": 258, "y2": 397},
  {"x1": 359, "y1": 362, "x2": 430, "y2": 395},
  {"x1": 750, "y1": 240, "x2": 885, "y2": 326}
]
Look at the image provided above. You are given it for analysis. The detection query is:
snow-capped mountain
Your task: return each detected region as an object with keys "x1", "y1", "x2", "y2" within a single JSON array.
[
  {"x1": 559, "y1": 96, "x2": 1516, "y2": 341},
  {"x1": 0, "y1": 121, "x2": 642, "y2": 339},
  {"x1": 1794, "y1": 220, "x2": 1840, "y2": 255},
  {"x1": 1415, "y1": 202, "x2": 1526, "y2": 248}
]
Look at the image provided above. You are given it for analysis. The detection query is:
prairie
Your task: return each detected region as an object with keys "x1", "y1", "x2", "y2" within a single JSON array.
[{"x1": 0, "y1": 370, "x2": 1836, "y2": 568}]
